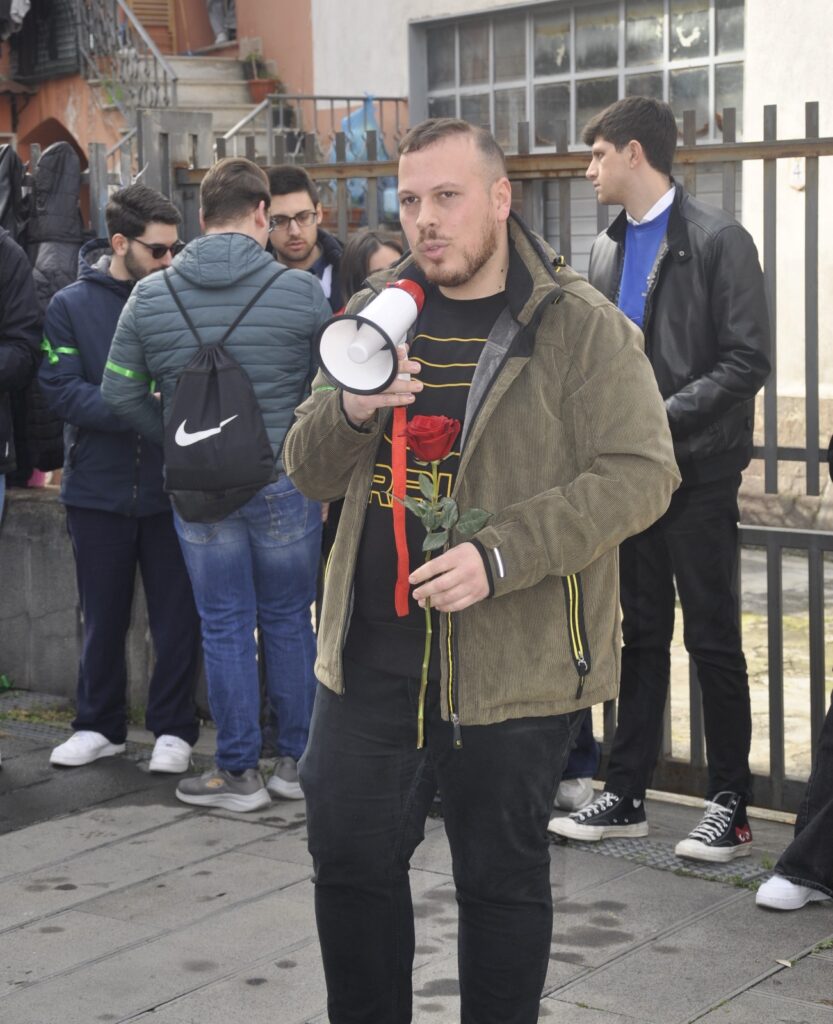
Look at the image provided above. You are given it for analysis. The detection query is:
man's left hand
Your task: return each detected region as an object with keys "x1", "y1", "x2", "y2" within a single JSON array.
[{"x1": 409, "y1": 543, "x2": 489, "y2": 612}]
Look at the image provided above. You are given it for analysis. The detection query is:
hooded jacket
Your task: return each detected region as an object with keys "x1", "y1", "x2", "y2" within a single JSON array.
[
  {"x1": 38, "y1": 238, "x2": 170, "y2": 516},
  {"x1": 588, "y1": 182, "x2": 771, "y2": 485},
  {"x1": 0, "y1": 226, "x2": 41, "y2": 475},
  {"x1": 101, "y1": 232, "x2": 331, "y2": 465},
  {"x1": 284, "y1": 214, "x2": 681, "y2": 729}
]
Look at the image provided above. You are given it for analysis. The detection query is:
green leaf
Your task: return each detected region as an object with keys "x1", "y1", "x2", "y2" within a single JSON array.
[
  {"x1": 422, "y1": 529, "x2": 449, "y2": 552},
  {"x1": 455, "y1": 508, "x2": 493, "y2": 537},
  {"x1": 418, "y1": 473, "x2": 435, "y2": 501},
  {"x1": 402, "y1": 495, "x2": 425, "y2": 518},
  {"x1": 439, "y1": 498, "x2": 459, "y2": 530}
]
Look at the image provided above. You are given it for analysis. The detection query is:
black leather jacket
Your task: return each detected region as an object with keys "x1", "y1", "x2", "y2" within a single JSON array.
[{"x1": 588, "y1": 182, "x2": 771, "y2": 485}]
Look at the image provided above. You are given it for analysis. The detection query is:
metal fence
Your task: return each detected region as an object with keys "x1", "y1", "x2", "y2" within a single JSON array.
[{"x1": 90, "y1": 102, "x2": 833, "y2": 813}]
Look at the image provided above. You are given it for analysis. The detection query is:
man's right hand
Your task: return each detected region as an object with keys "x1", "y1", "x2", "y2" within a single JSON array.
[{"x1": 341, "y1": 345, "x2": 423, "y2": 427}]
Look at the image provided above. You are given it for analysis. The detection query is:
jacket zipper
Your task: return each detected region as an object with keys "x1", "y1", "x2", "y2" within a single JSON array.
[{"x1": 562, "y1": 573, "x2": 591, "y2": 699}]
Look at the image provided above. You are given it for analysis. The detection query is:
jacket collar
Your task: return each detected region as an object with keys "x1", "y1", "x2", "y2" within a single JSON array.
[{"x1": 606, "y1": 179, "x2": 692, "y2": 264}]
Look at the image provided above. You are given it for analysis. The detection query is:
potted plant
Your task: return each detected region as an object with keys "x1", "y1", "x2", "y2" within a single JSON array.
[{"x1": 242, "y1": 51, "x2": 280, "y2": 104}]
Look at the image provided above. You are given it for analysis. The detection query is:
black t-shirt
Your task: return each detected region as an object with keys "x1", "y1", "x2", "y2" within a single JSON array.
[{"x1": 345, "y1": 285, "x2": 508, "y2": 678}]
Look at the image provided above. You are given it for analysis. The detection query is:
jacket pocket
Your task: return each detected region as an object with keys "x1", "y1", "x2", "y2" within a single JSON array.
[{"x1": 562, "y1": 573, "x2": 591, "y2": 699}]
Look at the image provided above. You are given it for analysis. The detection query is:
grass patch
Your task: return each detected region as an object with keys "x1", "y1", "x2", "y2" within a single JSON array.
[{"x1": 0, "y1": 704, "x2": 74, "y2": 725}]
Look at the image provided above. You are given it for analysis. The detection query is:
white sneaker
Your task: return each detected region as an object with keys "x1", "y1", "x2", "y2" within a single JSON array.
[
  {"x1": 555, "y1": 777, "x2": 595, "y2": 811},
  {"x1": 50, "y1": 731, "x2": 126, "y2": 767},
  {"x1": 149, "y1": 735, "x2": 193, "y2": 773},
  {"x1": 214, "y1": 31, "x2": 229, "y2": 43},
  {"x1": 266, "y1": 756, "x2": 304, "y2": 799},
  {"x1": 756, "y1": 875, "x2": 832, "y2": 911}
]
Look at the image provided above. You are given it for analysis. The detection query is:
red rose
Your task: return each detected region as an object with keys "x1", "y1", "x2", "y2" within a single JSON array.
[{"x1": 403, "y1": 415, "x2": 461, "y2": 463}]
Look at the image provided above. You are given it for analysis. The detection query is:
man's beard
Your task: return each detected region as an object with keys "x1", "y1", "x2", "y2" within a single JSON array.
[
  {"x1": 415, "y1": 216, "x2": 499, "y2": 288},
  {"x1": 124, "y1": 247, "x2": 157, "y2": 282},
  {"x1": 276, "y1": 238, "x2": 316, "y2": 266}
]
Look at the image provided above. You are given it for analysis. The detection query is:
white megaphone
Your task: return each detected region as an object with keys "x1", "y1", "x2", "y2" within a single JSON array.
[{"x1": 317, "y1": 279, "x2": 425, "y2": 394}]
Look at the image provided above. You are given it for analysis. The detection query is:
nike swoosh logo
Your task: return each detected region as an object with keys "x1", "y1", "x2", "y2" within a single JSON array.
[{"x1": 174, "y1": 415, "x2": 239, "y2": 447}]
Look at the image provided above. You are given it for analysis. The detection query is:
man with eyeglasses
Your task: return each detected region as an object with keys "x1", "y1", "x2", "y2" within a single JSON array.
[
  {"x1": 267, "y1": 165, "x2": 344, "y2": 311},
  {"x1": 39, "y1": 184, "x2": 202, "y2": 773}
]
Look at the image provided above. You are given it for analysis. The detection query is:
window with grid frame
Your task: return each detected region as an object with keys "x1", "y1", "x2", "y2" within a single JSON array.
[{"x1": 423, "y1": 0, "x2": 744, "y2": 153}]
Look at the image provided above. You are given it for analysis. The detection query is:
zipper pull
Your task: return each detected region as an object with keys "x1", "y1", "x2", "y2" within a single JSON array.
[
  {"x1": 451, "y1": 712, "x2": 463, "y2": 749},
  {"x1": 574, "y1": 658, "x2": 589, "y2": 700}
]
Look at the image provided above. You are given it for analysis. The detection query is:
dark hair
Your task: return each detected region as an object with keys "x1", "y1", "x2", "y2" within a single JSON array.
[
  {"x1": 398, "y1": 118, "x2": 507, "y2": 180},
  {"x1": 105, "y1": 183, "x2": 181, "y2": 240},
  {"x1": 582, "y1": 97, "x2": 677, "y2": 176},
  {"x1": 267, "y1": 164, "x2": 320, "y2": 206},
  {"x1": 340, "y1": 230, "x2": 404, "y2": 300},
  {"x1": 200, "y1": 157, "x2": 271, "y2": 227}
]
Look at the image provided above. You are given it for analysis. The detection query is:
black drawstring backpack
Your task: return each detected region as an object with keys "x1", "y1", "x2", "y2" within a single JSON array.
[{"x1": 162, "y1": 268, "x2": 286, "y2": 523}]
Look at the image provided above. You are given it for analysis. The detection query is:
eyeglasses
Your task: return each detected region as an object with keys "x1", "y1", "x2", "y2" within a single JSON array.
[
  {"x1": 269, "y1": 210, "x2": 317, "y2": 232},
  {"x1": 130, "y1": 237, "x2": 186, "y2": 259}
]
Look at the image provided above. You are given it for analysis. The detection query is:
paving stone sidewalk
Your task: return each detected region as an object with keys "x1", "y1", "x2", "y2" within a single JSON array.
[{"x1": 0, "y1": 713, "x2": 831, "y2": 1024}]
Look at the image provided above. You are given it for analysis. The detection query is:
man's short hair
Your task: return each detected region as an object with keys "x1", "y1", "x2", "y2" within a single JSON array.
[
  {"x1": 200, "y1": 157, "x2": 271, "y2": 228},
  {"x1": 105, "y1": 184, "x2": 181, "y2": 240},
  {"x1": 398, "y1": 118, "x2": 507, "y2": 182},
  {"x1": 582, "y1": 97, "x2": 678, "y2": 177},
  {"x1": 267, "y1": 164, "x2": 320, "y2": 206}
]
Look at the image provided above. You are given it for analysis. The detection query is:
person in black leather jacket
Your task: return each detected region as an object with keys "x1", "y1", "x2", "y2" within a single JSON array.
[{"x1": 550, "y1": 97, "x2": 771, "y2": 863}]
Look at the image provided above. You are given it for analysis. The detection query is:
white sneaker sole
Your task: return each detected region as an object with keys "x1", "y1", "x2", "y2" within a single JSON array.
[
  {"x1": 674, "y1": 839, "x2": 752, "y2": 863},
  {"x1": 756, "y1": 887, "x2": 831, "y2": 911},
  {"x1": 175, "y1": 788, "x2": 271, "y2": 812},
  {"x1": 50, "y1": 742, "x2": 126, "y2": 767},
  {"x1": 267, "y1": 779, "x2": 304, "y2": 800},
  {"x1": 548, "y1": 817, "x2": 649, "y2": 841},
  {"x1": 149, "y1": 755, "x2": 192, "y2": 774}
]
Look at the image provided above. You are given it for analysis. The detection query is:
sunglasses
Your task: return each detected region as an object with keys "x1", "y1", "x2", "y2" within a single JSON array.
[
  {"x1": 269, "y1": 210, "x2": 317, "y2": 232},
  {"x1": 130, "y1": 237, "x2": 186, "y2": 259}
]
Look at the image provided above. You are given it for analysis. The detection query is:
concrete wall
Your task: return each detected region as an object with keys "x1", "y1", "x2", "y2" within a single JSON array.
[
  {"x1": 743, "y1": 0, "x2": 833, "y2": 402},
  {"x1": 0, "y1": 490, "x2": 155, "y2": 708}
]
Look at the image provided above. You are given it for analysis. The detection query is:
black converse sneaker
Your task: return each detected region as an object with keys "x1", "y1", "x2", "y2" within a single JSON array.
[
  {"x1": 548, "y1": 790, "x2": 649, "y2": 841},
  {"x1": 674, "y1": 791, "x2": 753, "y2": 863}
]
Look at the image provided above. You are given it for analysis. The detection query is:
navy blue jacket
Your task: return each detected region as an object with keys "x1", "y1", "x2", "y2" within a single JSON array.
[{"x1": 39, "y1": 239, "x2": 170, "y2": 516}]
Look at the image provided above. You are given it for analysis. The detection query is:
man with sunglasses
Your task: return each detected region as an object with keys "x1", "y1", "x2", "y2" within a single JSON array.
[
  {"x1": 39, "y1": 184, "x2": 202, "y2": 773},
  {"x1": 268, "y1": 165, "x2": 344, "y2": 311}
]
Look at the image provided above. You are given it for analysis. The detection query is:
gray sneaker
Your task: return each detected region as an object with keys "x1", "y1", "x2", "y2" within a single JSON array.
[
  {"x1": 267, "y1": 756, "x2": 304, "y2": 800},
  {"x1": 176, "y1": 768, "x2": 271, "y2": 812}
]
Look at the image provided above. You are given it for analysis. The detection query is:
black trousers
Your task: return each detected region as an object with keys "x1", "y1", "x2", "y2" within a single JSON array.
[
  {"x1": 299, "y1": 657, "x2": 583, "y2": 1024},
  {"x1": 66, "y1": 505, "x2": 201, "y2": 745},
  {"x1": 775, "y1": 691, "x2": 833, "y2": 896},
  {"x1": 605, "y1": 474, "x2": 752, "y2": 802}
]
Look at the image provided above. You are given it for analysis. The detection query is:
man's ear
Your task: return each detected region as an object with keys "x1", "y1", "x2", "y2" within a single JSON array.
[
  {"x1": 494, "y1": 176, "x2": 513, "y2": 223},
  {"x1": 254, "y1": 200, "x2": 269, "y2": 228},
  {"x1": 315, "y1": 202, "x2": 323, "y2": 225},
  {"x1": 198, "y1": 208, "x2": 206, "y2": 233},
  {"x1": 627, "y1": 139, "x2": 644, "y2": 167},
  {"x1": 111, "y1": 232, "x2": 129, "y2": 256}
]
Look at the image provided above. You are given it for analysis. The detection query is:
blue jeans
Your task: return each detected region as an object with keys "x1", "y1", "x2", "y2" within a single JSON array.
[
  {"x1": 300, "y1": 657, "x2": 584, "y2": 1023},
  {"x1": 0, "y1": 474, "x2": 5, "y2": 520},
  {"x1": 174, "y1": 475, "x2": 321, "y2": 771},
  {"x1": 561, "y1": 707, "x2": 601, "y2": 780}
]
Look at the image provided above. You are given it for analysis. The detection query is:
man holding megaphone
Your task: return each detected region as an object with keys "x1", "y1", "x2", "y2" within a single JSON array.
[{"x1": 284, "y1": 118, "x2": 681, "y2": 1023}]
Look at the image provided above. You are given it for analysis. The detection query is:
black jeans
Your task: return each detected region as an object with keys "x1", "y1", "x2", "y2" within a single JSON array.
[
  {"x1": 775, "y1": 691, "x2": 833, "y2": 896},
  {"x1": 605, "y1": 475, "x2": 752, "y2": 802},
  {"x1": 299, "y1": 657, "x2": 582, "y2": 1024},
  {"x1": 66, "y1": 506, "x2": 201, "y2": 745}
]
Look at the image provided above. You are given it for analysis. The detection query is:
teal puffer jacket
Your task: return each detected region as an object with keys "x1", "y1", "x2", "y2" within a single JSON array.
[{"x1": 101, "y1": 232, "x2": 330, "y2": 468}]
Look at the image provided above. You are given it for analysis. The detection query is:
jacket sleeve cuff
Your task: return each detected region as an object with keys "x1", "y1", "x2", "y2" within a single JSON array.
[{"x1": 469, "y1": 538, "x2": 495, "y2": 598}]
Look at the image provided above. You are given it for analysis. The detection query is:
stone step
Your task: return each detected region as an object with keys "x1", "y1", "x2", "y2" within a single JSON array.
[
  {"x1": 175, "y1": 78, "x2": 251, "y2": 105},
  {"x1": 165, "y1": 55, "x2": 247, "y2": 82}
]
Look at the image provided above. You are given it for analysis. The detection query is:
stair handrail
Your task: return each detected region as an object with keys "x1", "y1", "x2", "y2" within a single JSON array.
[{"x1": 78, "y1": 0, "x2": 179, "y2": 120}]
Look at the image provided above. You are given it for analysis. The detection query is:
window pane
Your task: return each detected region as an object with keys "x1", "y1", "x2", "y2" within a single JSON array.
[
  {"x1": 715, "y1": 62, "x2": 743, "y2": 136},
  {"x1": 534, "y1": 82, "x2": 570, "y2": 147},
  {"x1": 626, "y1": 0, "x2": 663, "y2": 66},
  {"x1": 428, "y1": 95, "x2": 456, "y2": 119},
  {"x1": 534, "y1": 12, "x2": 570, "y2": 76},
  {"x1": 460, "y1": 21, "x2": 489, "y2": 85},
  {"x1": 577, "y1": 77, "x2": 619, "y2": 137},
  {"x1": 494, "y1": 17, "x2": 526, "y2": 81},
  {"x1": 670, "y1": 0, "x2": 709, "y2": 61},
  {"x1": 460, "y1": 93, "x2": 490, "y2": 128},
  {"x1": 626, "y1": 72, "x2": 664, "y2": 99},
  {"x1": 669, "y1": 66, "x2": 709, "y2": 136},
  {"x1": 576, "y1": 3, "x2": 618, "y2": 71},
  {"x1": 427, "y1": 27, "x2": 455, "y2": 90},
  {"x1": 716, "y1": 0, "x2": 744, "y2": 54},
  {"x1": 495, "y1": 88, "x2": 526, "y2": 151}
]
